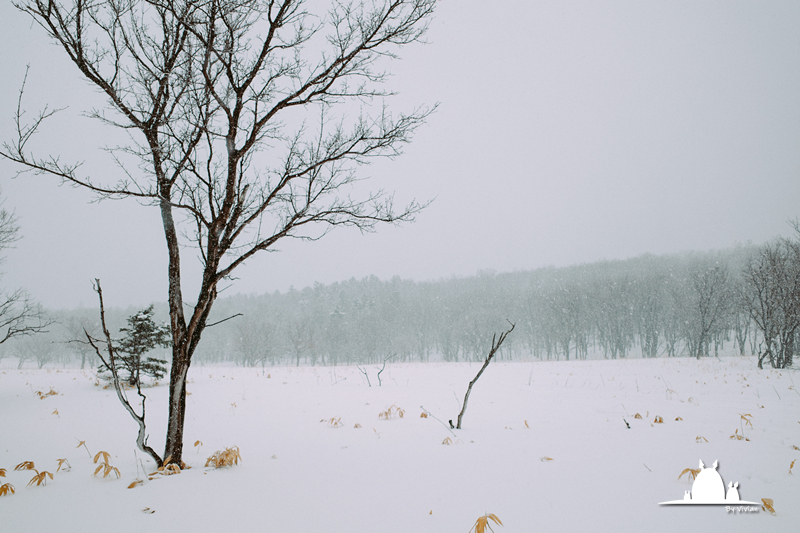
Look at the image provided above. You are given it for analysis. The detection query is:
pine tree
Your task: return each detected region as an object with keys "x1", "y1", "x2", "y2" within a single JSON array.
[{"x1": 98, "y1": 306, "x2": 170, "y2": 386}]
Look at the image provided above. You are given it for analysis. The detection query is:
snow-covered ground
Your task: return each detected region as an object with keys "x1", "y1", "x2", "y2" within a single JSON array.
[{"x1": 1, "y1": 356, "x2": 797, "y2": 532}]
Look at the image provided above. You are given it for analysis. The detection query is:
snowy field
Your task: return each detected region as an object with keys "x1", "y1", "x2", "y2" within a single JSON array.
[{"x1": 1, "y1": 356, "x2": 797, "y2": 532}]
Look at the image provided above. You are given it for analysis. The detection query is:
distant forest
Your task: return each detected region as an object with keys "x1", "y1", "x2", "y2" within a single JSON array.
[{"x1": 5, "y1": 238, "x2": 800, "y2": 370}]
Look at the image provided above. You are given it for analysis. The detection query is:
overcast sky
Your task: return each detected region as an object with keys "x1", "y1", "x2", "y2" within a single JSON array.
[{"x1": 1, "y1": 0, "x2": 799, "y2": 309}]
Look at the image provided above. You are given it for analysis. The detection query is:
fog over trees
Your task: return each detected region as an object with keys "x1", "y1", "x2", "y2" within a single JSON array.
[{"x1": 9, "y1": 239, "x2": 800, "y2": 371}]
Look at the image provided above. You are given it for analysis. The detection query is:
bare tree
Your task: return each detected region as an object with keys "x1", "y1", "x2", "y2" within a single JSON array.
[
  {"x1": 685, "y1": 261, "x2": 732, "y2": 359},
  {"x1": 62, "y1": 315, "x2": 101, "y2": 369},
  {"x1": 453, "y1": 321, "x2": 514, "y2": 430},
  {"x1": 4, "y1": 0, "x2": 436, "y2": 466},
  {"x1": 0, "y1": 191, "x2": 50, "y2": 345},
  {"x1": 741, "y1": 238, "x2": 800, "y2": 369}
]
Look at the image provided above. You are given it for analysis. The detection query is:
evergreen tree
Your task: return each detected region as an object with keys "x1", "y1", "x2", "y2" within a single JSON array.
[{"x1": 99, "y1": 306, "x2": 170, "y2": 386}]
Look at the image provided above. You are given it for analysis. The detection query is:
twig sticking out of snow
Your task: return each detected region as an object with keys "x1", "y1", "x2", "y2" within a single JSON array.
[{"x1": 420, "y1": 405, "x2": 455, "y2": 437}]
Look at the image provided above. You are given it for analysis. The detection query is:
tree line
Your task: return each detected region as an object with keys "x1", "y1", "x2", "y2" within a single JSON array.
[{"x1": 4, "y1": 239, "x2": 800, "y2": 371}]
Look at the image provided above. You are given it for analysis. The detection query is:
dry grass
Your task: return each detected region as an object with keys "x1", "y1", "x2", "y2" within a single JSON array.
[
  {"x1": 27, "y1": 470, "x2": 53, "y2": 487},
  {"x1": 127, "y1": 479, "x2": 144, "y2": 489},
  {"x1": 35, "y1": 388, "x2": 58, "y2": 400},
  {"x1": 633, "y1": 413, "x2": 642, "y2": 419},
  {"x1": 76, "y1": 440, "x2": 92, "y2": 458},
  {"x1": 0, "y1": 483, "x2": 14, "y2": 496},
  {"x1": 442, "y1": 437, "x2": 452, "y2": 445},
  {"x1": 790, "y1": 460, "x2": 795, "y2": 475},
  {"x1": 653, "y1": 416, "x2": 664, "y2": 424},
  {"x1": 151, "y1": 464, "x2": 181, "y2": 477},
  {"x1": 205, "y1": 446, "x2": 241, "y2": 468},
  {"x1": 695, "y1": 436, "x2": 708, "y2": 443},
  {"x1": 378, "y1": 404, "x2": 405, "y2": 420},
  {"x1": 469, "y1": 513, "x2": 503, "y2": 533},
  {"x1": 149, "y1": 455, "x2": 188, "y2": 477},
  {"x1": 761, "y1": 498, "x2": 776, "y2": 515},
  {"x1": 56, "y1": 458, "x2": 70, "y2": 473},
  {"x1": 92, "y1": 451, "x2": 120, "y2": 479},
  {"x1": 326, "y1": 417, "x2": 343, "y2": 428},
  {"x1": 14, "y1": 461, "x2": 35, "y2": 471},
  {"x1": 678, "y1": 467, "x2": 701, "y2": 481},
  {"x1": 420, "y1": 412, "x2": 428, "y2": 418},
  {"x1": 729, "y1": 429, "x2": 750, "y2": 441}
]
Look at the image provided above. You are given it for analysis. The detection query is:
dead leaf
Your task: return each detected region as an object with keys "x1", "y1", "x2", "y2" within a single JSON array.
[
  {"x1": 93, "y1": 451, "x2": 111, "y2": 464},
  {"x1": 27, "y1": 471, "x2": 53, "y2": 487},
  {"x1": 470, "y1": 513, "x2": 503, "y2": 533},
  {"x1": 56, "y1": 458, "x2": 70, "y2": 473}
]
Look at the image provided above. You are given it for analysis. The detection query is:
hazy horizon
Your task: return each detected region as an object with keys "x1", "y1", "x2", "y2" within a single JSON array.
[{"x1": 1, "y1": 0, "x2": 798, "y2": 309}]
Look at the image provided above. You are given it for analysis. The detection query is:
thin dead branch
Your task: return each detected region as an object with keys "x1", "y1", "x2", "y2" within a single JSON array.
[
  {"x1": 85, "y1": 279, "x2": 163, "y2": 467},
  {"x1": 456, "y1": 321, "x2": 515, "y2": 429}
]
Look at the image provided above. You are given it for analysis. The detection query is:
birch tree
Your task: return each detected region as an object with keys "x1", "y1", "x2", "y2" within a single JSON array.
[{"x1": 3, "y1": 0, "x2": 436, "y2": 466}]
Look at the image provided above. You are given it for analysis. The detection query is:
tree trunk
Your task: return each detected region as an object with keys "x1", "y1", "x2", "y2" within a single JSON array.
[
  {"x1": 160, "y1": 192, "x2": 191, "y2": 465},
  {"x1": 164, "y1": 356, "x2": 189, "y2": 463}
]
